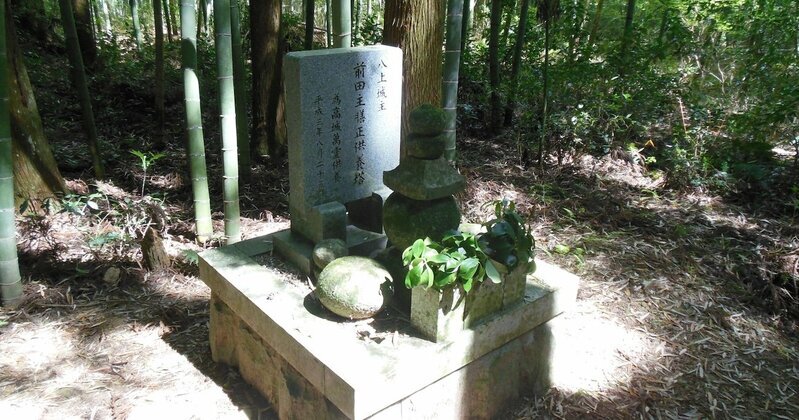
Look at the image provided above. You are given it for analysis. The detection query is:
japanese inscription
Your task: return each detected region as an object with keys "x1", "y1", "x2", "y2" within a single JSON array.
[{"x1": 283, "y1": 45, "x2": 402, "y2": 222}]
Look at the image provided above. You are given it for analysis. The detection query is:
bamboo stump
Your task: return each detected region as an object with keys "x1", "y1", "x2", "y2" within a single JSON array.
[{"x1": 142, "y1": 227, "x2": 170, "y2": 270}]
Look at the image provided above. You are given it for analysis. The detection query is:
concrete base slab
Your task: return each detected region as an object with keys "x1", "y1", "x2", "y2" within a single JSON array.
[{"x1": 200, "y1": 234, "x2": 579, "y2": 419}]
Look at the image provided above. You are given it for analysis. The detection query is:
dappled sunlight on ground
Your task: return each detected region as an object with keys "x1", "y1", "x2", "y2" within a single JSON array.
[
  {"x1": 549, "y1": 300, "x2": 657, "y2": 394},
  {"x1": 0, "y1": 315, "x2": 261, "y2": 419}
]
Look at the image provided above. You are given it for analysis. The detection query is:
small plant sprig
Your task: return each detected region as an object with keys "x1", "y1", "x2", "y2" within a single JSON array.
[
  {"x1": 402, "y1": 200, "x2": 536, "y2": 294},
  {"x1": 130, "y1": 149, "x2": 165, "y2": 197}
]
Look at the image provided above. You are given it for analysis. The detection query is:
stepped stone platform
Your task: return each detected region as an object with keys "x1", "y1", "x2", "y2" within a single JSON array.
[{"x1": 199, "y1": 234, "x2": 579, "y2": 419}]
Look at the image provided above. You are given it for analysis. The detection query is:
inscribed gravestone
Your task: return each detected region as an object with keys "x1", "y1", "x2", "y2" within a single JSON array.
[{"x1": 284, "y1": 45, "x2": 402, "y2": 242}]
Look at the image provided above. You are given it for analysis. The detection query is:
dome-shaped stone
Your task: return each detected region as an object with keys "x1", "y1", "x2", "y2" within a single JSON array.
[
  {"x1": 409, "y1": 104, "x2": 447, "y2": 136},
  {"x1": 316, "y1": 256, "x2": 393, "y2": 319},
  {"x1": 312, "y1": 239, "x2": 348, "y2": 270}
]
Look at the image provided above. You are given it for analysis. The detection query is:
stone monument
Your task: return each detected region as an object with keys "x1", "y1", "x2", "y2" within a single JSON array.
[
  {"x1": 274, "y1": 45, "x2": 403, "y2": 274},
  {"x1": 198, "y1": 44, "x2": 579, "y2": 420}
]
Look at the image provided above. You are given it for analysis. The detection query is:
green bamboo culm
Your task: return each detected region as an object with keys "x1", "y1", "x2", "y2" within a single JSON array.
[
  {"x1": 59, "y1": 0, "x2": 105, "y2": 179},
  {"x1": 304, "y1": 0, "x2": 314, "y2": 49},
  {"x1": 180, "y1": 0, "x2": 213, "y2": 242},
  {"x1": 332, "y1": 0, "x2": 351, "y2": 48},
  {"x1": 153, "y1": 0, "x2": 165, "y2": 145},
  {"x1": 442, "y1": 0, "x2": 464, "y2": 163},
  {"x1": 230, "y1": 0, "x2": 250, "y2": 182},
  {"x1": 325, "y1": 0, "x2": 332, "y2": 47},
  {"x1": 0, "y1": 0, "x2": 22, "y2": 307},
  {"x1": 213, "y1": 0, "x2": 241, "y2": 244},
  {"x1": 129, "y1": 0, "x2": 143, "y2": 51}
]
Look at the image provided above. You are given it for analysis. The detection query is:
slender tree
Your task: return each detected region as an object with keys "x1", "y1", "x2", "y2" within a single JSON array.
[
  {"x1": 251, "y1": 0, "x2": 285, "y2": 158},
  {"x1": 129, "y1": 0, "x2": 143, "y2": 50},
  {"x1": 59, "y1": 0, "x2": 105, "y2": 178},
  {"x1": 214, "y1": 0, "x2": 241, "y2": 244},
  {"x1": 0, "y1": 0, "x2": 22, "y2": 308},
  {"x1": 153, "y1": 0, "x2": 165, "y2": 146},
  {"x1": 230, "y1": 0, "x2": 250, "y2": 181},
  {"x1": 326, "y1": 0, "x2": 332, "y2": 46},
  {"x1": 99, "y1": 0, "x2": 112, "y2": 38},
  {"x1": 353, "y1": 0, "x2": 361, "y2": 43},
  {"x1": 332, "y1": 0, "x2": 351, "y2": 47},
  {"x1": 305, "y1": 0, "x2": 314, "y2": 49},
  {"x1": 619, "y1": 0, "x2": 636, "y2": 76},
  {"x1": 72, "y1": 0, "x2": 98, "y2": 67},
  {"x1": 586, "y1": 0, "x2": 603, "y2": 50},
  {"x1": 460, "y1": 0, "x2": 471, "y2": 56},
  {"x1": 163, "y1": 0, "x2": 173, "y2": 40},
  {"x1": 488, "y1": 0, "x2": 503, "y2": 132},
  {"x1": 442, "y1": 0, "x2": 464, "y2": 162},
  {"x1": 180, "y1": 0, "x2": 213, "y2": 241},
  {"x1": 536, "y1": 0, "x2": 560, "y2": 167},
  {"x1": 566, "y1": 0, "x2": 589, "y2": 61},
  {"x1": 168, "y1": 0, "x2": 178, "y2": 40},
  {"x1": 383, "y1": 0, "x2": 445, "y2": 150},
  {"x1": 504, "y1": 0, "x2": 530, "y2": 126}
]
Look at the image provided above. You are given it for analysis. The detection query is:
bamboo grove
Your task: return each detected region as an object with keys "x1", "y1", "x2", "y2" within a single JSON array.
[{"x1": 1, "y1": 0, "x2": 797, "y2": 305}]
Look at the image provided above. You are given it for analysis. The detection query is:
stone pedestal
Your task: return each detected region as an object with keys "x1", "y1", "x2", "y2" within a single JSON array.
[
  {"x1": 410, "y1": 264, "x2": 532, "y2": 343},
  {"x1": 199, "y1": 234, "x2": 579, "y2": 420}
]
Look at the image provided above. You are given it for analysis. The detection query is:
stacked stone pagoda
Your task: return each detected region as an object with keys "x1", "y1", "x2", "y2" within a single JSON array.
[{"x1": 382, "y1": 105, "x2": 467, "y2": 250}]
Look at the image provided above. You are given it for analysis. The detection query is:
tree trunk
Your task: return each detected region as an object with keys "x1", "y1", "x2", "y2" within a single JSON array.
[
  {"x1": 72, "y1": 0, "x2": 98, "y2": 67},
  {"x1": 0, "y1": 0, "x2": 22, "y2": 307},
  {"x1": 326, "y1": 0, "x2": 332, "y2": 46},
  {"x1": 353, "y1": 0, "x2": 361, "y2": 44},
  {"x1": 214, "y1": 0, "x2": 241, "y2": 244},
  {"x1": 230, "y1": 0, "x2": 250, "y2": 181},
  {"x1": 129, "y1": 0, "x2": 143, "y2": 50},
  {"x1": 488, "y1": 0, "x2": 502, "y2": 132},
  {"x1": 163, "y1": 0, "x2": 173, "y2": 40},
  {"x1": 383, "y1": 0, "x2": 445, "y2": 152},
  {"x1": 99, "y1": 0, "x2": 112, "y2": 37},
  {"x1": 251, "y1": 0, "x2": 286, "y2": 158},
  {"x1": 654, "y1": 4, "x2": 668, "y2": 59},
  {"x1": 499, "y1": 0, "x2": 515, "y2": 53},
  {"x1": 5, "y1": 5, "x2": 66, "y2": 208},
  {"x1": 332, "y1": 0, "x2": 351, "y2": 47},
  {"x1": 179, "y1": 0, "x2": 213, "y2": 241},
  {"x1": 442, "y1": 0, "x2": 464, "y2": 162},
  {"x1": 538, "y1": 17, "x2": 550, "y2": 168},
  {"x1": 619, "y1": 0, "x2": 635, "y2": 76},
  {"x1": 153, "y1": 0, "x2": 165, "y2": 147},
  {"x1": 460, "y1": 0, "x2": 471, "y2": 57},
  {"x1": 503, "y1": 0, "x2": 529, "y2": 126},
  {"x1": 59, "y1": 0, "x2": 105, "y2": 179},
  {"x1": 566, "y1": 0, "x2": 589, "y2": 62},
  {"x1": 305, "y1": 0, "x2": 314, "y2": 49},
  {"x1": 586, "y1": 0, "x2": 603, "y2": 49}
]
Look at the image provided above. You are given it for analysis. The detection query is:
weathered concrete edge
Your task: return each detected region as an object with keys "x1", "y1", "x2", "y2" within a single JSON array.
[
  {"x1": 200, "y1": 237, "x2": 579, "y2": 419},
  {"x1": 199, "y1": 237, "x2": 358, "y2": 416}
]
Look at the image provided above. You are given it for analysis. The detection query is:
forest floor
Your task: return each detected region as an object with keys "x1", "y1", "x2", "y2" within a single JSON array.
[{"x1": 2, "y1": 29, "x2": 799, "y2": 419}]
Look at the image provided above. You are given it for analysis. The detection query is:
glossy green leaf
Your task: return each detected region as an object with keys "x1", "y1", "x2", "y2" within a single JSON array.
[{"x1": 485, "y1": 260, "x2": 502, "y2": 284}]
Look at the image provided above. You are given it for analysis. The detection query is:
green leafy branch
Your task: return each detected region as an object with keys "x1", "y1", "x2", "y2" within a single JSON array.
[{"x1": 401, "y1": 200, "x2": 536, "y2": 294}]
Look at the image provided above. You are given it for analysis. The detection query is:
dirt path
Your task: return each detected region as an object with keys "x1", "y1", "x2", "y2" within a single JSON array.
[{"x1": 2, "y1": 147, "x2": 797, "y2": 419}]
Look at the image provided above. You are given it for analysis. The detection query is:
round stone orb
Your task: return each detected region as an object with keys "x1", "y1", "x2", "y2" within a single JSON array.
[
  {"x1": 409, "y1": 104, "x2": 447, "y2": 136},
  {"x1": 315, "y1": 256, "x2": 393, "y2": 320},
  {"x1": 407, "y1": 133, "x2": 446, "y2": 160},
  {"x1": 382, "y1": 193, "x2": 461, "y2": 251},
  {"x1": 312, "y1": 239, "x2": 348, "y2": 270}
]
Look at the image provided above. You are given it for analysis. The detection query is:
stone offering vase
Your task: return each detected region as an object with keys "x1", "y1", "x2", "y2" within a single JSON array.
[{"x1": 410, "y1": 263, "x2": 534, "y2": 343}]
